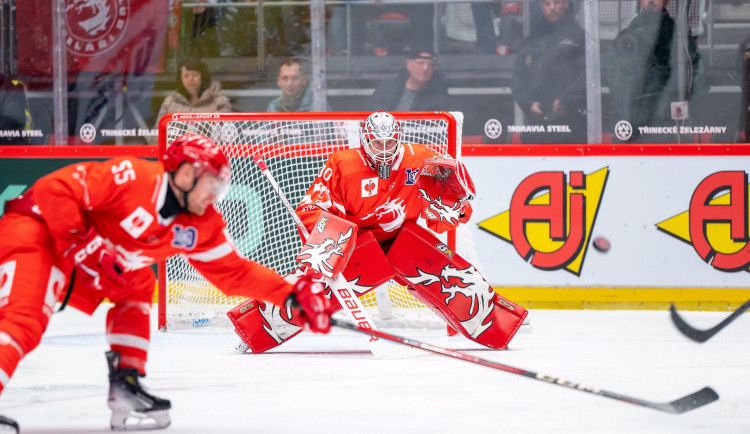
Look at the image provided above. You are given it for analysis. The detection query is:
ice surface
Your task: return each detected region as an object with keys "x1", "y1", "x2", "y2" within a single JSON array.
[{"x1": 2, "y1": 306, "x2": 749, "y2": 433}]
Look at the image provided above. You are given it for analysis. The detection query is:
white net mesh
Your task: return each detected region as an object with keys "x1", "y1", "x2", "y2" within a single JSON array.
[{"x1": 158, "y1": 112, "x2": 479, "y2": 330}]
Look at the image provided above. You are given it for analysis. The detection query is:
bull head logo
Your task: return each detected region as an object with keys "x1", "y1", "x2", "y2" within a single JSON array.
[
  {"x1": 406, "y1": 265, "x2": 495, "y2": 339},
  {"x1": 297, "y1": 227, "x2": 354, "y2": 277},
  {"x1": 259, "y1": 301, "x2": 301, "y2": 344}
]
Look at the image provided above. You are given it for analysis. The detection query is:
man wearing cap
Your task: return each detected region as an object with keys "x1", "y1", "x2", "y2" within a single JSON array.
[{"x1": 365, "y1": 45, "x2": 450, "y2": 111}]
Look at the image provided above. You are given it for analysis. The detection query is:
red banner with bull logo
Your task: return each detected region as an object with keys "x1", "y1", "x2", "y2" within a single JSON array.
[{"x1": 16, "y1": 0, "x2": 169, "y2": 75}]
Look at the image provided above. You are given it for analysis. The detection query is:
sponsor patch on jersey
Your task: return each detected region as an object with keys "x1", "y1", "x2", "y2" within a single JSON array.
[
  {"x1": 239, "y1": 301, "x2": 255, "y2": 313},
  {"x1": 316, "y1": 216, "x2": 329, "y2": 233},
  {"x1": 120, "y1": 206, "x2": 154, "y2": 239},
  {"x1": 405, "y1": 168, "x2": 420, "y2": 185},
  {"x1": 172, "y1": 225, "x2": 198, "y2": 250},
  {"x1": 362, "y1": 177, "x2": 378, "y2": 197}
]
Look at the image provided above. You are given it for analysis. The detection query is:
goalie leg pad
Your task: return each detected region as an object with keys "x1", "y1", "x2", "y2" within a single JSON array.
[
  {"x1": 229, "y1": 232, "x2": 395, "y2": 353},
  {"x1": 387, "y1": 221, "x2": 528, "y2": 349},
  {"x1": 342, "y1": 231, "x2": 396, "y2": 295},
  {"x1": 318, "y1": 231, "x2": 396, "y2": 313},
  {"x1": 227, "y1": 298, "x2": 303, "y2": 354}
]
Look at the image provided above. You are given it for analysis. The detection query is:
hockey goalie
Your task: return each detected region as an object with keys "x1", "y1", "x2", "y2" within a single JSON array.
[{"x1": 228, "y1": 110, "x2": 527, "y2": 353}]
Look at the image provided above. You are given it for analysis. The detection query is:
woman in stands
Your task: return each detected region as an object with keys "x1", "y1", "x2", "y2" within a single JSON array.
[{"x1": 154, "y1": 58, "x2": 232, "y2": 126}]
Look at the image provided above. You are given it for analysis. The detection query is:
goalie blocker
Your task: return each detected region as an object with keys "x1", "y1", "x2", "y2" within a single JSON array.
[{"x1": 229, "y1": 213, "x2": 527, "y2": 352}]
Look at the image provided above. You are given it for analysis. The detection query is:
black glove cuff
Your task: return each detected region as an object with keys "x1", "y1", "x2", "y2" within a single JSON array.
[{"x1": 285, "y1": 292, "x2": 300, "y2": 310}]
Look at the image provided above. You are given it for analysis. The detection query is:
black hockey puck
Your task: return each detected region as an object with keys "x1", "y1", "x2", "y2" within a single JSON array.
[{"x1": 592, "y1": 236, "x2": 611, "y2": 253}]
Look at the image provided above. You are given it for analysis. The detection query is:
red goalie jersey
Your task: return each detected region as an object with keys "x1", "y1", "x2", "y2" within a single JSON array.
[{"x1": 296, "y1": 143, "x2": 461, "y2": 243}]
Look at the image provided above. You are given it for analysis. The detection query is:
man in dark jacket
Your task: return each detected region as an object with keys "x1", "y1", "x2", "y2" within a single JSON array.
[
  {"x1": 366, "y1": 46, "x2": 450, "y2": 111},
  {"x1": 739, "y1": 34, "x2": 750, "y2": 143},
  {"x1": 510, "y1": 0, "x2": 586, "y2": 144},
  {"x1": 605, "y1": 0, "x2": 707, "y2": 142}
]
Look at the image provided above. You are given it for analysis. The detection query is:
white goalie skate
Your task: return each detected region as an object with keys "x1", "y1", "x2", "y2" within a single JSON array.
[{"x1": 106, "y1": 351, "x2": 171, "y2": 431}]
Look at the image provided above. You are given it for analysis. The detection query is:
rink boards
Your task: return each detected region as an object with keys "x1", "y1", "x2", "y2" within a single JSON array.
[{"x1": 2, "y1": 143, "x2": 750, "y2": 310}]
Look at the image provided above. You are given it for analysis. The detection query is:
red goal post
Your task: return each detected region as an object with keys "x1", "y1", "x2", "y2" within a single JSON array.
[{"x1": 157, "y1": 111, "x2": 479, "y2": 330}]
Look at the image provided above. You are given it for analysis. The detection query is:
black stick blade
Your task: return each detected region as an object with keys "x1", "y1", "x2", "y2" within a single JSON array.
[
  {"x1": 670, "y1": 300, "x2": 750, "y2": 343},
  {"x1": 670, "y1": 304, "x2": 711, "y2": 343},
  {"x1": 657, "y1": 387, "x2": 719, "y2": 414}
]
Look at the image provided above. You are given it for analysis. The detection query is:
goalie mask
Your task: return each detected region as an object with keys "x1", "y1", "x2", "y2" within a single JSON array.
[
  {"x1": 360, "y1": 110, "x2": 402, "y2": 179},
  {"x1": 163, "y1": 133, "x2": 232, "y2": 201}
]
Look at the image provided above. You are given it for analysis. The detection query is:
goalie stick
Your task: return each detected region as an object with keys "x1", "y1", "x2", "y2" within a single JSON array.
[
  {"x1": 670, "y1": 300, "x2": 750, "y2": 343},
  {"x1": 332, "y1": 318, "x2": 719, "y2": 414},
  {"x1": 253, "y1": 156, "x2": 415, "y2": 359}
]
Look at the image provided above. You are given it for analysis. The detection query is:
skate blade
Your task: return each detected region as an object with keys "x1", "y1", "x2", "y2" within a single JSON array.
[
  {"x1": 111, "y1": 408, "x2": 170, "y2": 431},
  {"x1": 234, "y1": 341, "x2": 250, "y2": 353}
]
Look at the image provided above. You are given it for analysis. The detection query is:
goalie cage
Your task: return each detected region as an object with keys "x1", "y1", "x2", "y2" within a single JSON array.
[{"x1": 157, "y1": 111, "x2": 483, "y2": 331}]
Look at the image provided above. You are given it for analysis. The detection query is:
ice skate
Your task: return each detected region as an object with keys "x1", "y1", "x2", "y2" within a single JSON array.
[
  {"x1": 234, "y1": 340, "x2": 250, "y2": 353},
  {"x1": 0, "y1": 415, "x2": 18, "y2": 433},
  {"x1": 106, "y1": 351, "x2": 171, "y2": 431}
]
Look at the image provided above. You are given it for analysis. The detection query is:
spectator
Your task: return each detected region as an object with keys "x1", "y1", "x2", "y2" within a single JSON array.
[
  {"x1": 186, "y1": 0, "x2": 220, "y2": 58},
  {"x1": 510, "y1": 0, "x2": 586, "y2": 144},
  {"x1": 154, "y1": 58, "x2": 232, "y2": 126},
  {"x1": 605, "y1": 0, "x2": 708, "y2": 142},
  {"x1": 739, "y1": 34, "x2": 750, "y2": 142},
  {"x1": 267, "y1": 58, "x2": 330, "y2": 112},
  {"x1": 347, "y1": 3, "x2": 434, "y2": 56},
  {"x1": 472, "y1": 2, "x2": 502, "y2": 54},
  {"x1": 443, "y1": 2, "x2": 501, "y2": 55},
  {"x1": 366, "y1": 45, "x2": 450, "y2": 111}
]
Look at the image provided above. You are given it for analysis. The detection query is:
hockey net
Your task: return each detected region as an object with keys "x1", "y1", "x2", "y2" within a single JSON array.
[{"x1": 157, "y1": 112, "x2": 481, "y2": 331}]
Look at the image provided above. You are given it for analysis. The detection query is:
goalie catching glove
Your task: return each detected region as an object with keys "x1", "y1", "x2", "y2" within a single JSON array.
[
  {"x1": 417, "y1": 155, "x2": 476, "y2": 233},
  {"x1": 285, "y1": 272, "x2": 331, "y2": 333},
  {"x1": 63, "y1": 227, "x2": 126, "y2": 290}
]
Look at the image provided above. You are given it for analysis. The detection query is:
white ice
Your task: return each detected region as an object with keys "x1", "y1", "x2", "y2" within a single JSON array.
[{"x1": 2, "y1": 306, "x2": 749, "y2": 433}]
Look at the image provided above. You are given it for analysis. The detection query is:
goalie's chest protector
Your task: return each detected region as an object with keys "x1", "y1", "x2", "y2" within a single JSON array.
[{"x1": 336, "y1": 144, "x2": 435, "y2": 241}]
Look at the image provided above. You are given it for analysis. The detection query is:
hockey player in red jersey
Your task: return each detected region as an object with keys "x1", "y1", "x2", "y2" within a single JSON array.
[
  {"x1": 229, "y1": 110, "x2": 527, "y2": 354},
  {"x1": 0, "y1": 134, "x2": 330, "y2": 432}
]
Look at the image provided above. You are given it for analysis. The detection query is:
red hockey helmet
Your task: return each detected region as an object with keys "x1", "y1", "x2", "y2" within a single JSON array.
[
  {"x1": 163, "y1": 134, "x2": 231, "y2": 197},
  {"x1": 360, "y1": 110, "x2": 402, "y2": 179}
]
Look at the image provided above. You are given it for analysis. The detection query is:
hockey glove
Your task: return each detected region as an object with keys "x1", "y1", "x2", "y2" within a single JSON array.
[
  {"x1": 63, "y1": 227, "x2": 126, "y2": 290},
  {"x1": 417, "y1": 155, "x2": 476, "y2": 202},
  {"x1": 418, "y1": 188, "x2": 473, "y2": 233},
  {"x1": 286, "y1": 273, "x2": 331, "y2": 334}
]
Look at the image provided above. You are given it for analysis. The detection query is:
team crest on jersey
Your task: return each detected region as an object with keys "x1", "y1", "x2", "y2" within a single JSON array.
[
  {"x1": 172, "y1": 225, "x2": 197, "y2": 250},
  {"x1": 405, "y1": 168, "x2": 420, "y2": 185},
  {"x1": 362, "y1": 177, "x2": 378, "y2": 197},
  {"x1": 119, "y1": 206, "x2": 154, "y2": 239},
  {"x1": 436, "y1": 243, "x2": 455, "y2": 258}
]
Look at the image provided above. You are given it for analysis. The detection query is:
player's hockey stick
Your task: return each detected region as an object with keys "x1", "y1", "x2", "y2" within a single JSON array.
[
  {"x1": 253, "y1": 156, "x2": 412, "y2": 359},
  {"x1": 332, "y1": 318, "x2": 718, "y2": 414},
  {"x1": 670, "y1": 300, "x2": 750, "y2": 343}
]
